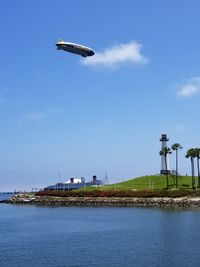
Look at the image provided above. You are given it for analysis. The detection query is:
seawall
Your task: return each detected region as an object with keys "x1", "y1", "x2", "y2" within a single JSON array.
[{"x1": 4, "y1": 195, "x2": 200, "y2": 208}]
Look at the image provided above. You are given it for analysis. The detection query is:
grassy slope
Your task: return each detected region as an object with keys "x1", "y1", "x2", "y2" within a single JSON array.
[{"x1": 103, "y1": 175, "x2": 195, "y2": 190}]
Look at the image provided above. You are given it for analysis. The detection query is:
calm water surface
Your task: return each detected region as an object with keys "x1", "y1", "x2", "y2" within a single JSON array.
[
  {"x1": 0, "y1": 204, "x2": 200, "y2": 267},
  {"x1": 0, "y1": 193, "x2": 14, "y2": 201}
]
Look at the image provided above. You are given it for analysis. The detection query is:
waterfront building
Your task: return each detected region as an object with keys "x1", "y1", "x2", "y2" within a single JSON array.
[{"x1": 44, "y1": 175, "x2": 103, "y2": 191}]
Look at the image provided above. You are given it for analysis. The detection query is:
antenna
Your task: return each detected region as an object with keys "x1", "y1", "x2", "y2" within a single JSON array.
[
  {"x1": 105, "y1": 169, "x2": 108, "y2": 184},
  {"x1": 58, "y1": 171, "x2": 61, "y2": 181}
]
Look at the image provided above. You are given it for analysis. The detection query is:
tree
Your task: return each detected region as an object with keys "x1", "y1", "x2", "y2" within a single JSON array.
[
  {"x1": 171, "y1": 143, "x2": 183, "y2": 188},
  {"x1": 194, "y1": 148, "x2": 200, "y2": 188},
  {"x1": 186, "y1": 148, "x2": 196, "y2": 189},
  {"x1": 160, "y1": 146, "x2": 172, "y2": 189}
]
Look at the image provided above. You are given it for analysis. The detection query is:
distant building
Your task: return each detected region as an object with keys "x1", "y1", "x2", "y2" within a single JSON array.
[
  {"x1": 44, "y1": 175, "x2": 103, "y2": 191},
  {"x1": 65, "y1": 177, "x2": 85, "y2": 184}
]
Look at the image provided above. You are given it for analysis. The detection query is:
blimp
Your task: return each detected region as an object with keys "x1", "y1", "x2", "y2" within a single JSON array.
[{"x1": 56, "y1": 39, "x2": 95, "y2": 57}]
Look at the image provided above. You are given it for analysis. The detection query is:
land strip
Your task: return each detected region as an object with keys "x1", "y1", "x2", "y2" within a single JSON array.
[{"x1": 3, "y1": 194, "x2": 200, "y2": 208}]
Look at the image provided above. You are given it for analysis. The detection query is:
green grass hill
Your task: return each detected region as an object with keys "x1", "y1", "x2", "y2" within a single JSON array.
[
  {"x1": 104, "y1": 175, "x2": 195, "y2": 190},
  {"x1": 37, "y1": 175, "x2": 200, "y2": 199}
]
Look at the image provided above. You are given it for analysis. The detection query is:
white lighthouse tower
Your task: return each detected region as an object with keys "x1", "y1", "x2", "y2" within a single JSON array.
[{"x1": 160, "y1": 134, "x2": 170, "y2": 175}]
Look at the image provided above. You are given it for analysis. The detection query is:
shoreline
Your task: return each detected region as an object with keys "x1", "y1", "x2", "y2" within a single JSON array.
[{"x1": 3, "y1": 195, "x2": 200, "y2": 208}]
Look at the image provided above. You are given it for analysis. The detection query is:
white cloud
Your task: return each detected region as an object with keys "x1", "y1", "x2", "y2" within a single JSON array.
[
  {"x1": 18, "y1": 107, "x2": 61, "y2": 124},
  {"x1": 19, "y1": 112, "x2": 46, "y2": 124},
  {"x1": 177, "y1": 77, "x2": 200, "y2": 97},
  {"x1": 82, "y1": 41, "x2": 149, "y2": 68}
]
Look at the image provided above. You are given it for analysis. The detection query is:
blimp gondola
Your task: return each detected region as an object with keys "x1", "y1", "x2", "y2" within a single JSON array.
[{"x1": 56, "y1": 39, "x2": 95, "y2": 57}]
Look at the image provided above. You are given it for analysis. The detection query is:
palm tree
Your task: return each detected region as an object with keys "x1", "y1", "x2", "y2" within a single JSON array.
[
  {"x1": 171, "y1": 143, "x2": 183, "y2": 188},
  {"x1": 160, "y1": 146, "x2": 172, "y2": 189},
  {"x1": 186, "y1": 148, "x2": 196, "y2": 189},
  {"x1": 194, "y1": 148, "x2": 200, "y2": 188}
]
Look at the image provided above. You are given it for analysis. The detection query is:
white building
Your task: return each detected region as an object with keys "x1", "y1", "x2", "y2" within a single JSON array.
[{"x1": 64, "y1": 177, "x2": 85, "y2": 184}]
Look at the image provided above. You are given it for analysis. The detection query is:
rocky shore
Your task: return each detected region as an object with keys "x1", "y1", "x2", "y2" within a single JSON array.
[{"x1": 3, "y1": 194, "x2": 200, "y2": 208}]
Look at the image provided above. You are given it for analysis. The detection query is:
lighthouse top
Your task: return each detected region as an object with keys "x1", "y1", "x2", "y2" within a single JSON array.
[{"x1": 160, "y1": 134, "x2": 169, "y2": 142}]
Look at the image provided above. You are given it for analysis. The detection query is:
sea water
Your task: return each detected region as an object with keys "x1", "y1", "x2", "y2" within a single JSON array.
[
  {"x1": 0, "y1": 193, "x2": 14, "y2": 201},
  {"x1": 0, "y1": 204, "x2": 200, "y2": 267}
]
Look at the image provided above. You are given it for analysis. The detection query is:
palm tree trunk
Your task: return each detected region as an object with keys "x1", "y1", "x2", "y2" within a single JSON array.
[
  {"x1": 191, "y1": 157, "x2": 195, "y2": 189},
  {"x1": 197, "y1": 157, "x2": 200, "y2": 188},
  {"x1": 165, "y1": 156, "x2": 169, "y2": 189},
  {"x1": 176, "y1": 150, "x2": 178, "y2": 188}
]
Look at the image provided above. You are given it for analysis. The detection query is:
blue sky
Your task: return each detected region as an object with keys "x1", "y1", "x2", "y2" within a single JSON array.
[{"x1": 0, "y1": 0, "x2": 200, "y2": 191}]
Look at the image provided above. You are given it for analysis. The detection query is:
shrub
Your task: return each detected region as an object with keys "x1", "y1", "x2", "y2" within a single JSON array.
[{"x1": 36, "y1": 189, "x2": 200, "y2": 198}]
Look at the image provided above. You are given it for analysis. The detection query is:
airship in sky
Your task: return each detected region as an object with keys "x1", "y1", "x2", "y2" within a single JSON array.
[{"x1": 56, "y1": 39, "x2": 95, "y2": 57}]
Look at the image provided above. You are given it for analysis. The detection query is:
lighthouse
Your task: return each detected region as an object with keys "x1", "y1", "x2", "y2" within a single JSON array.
[{"x1": 160, "y1": 134, "x2": 170, "y2": 175}]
